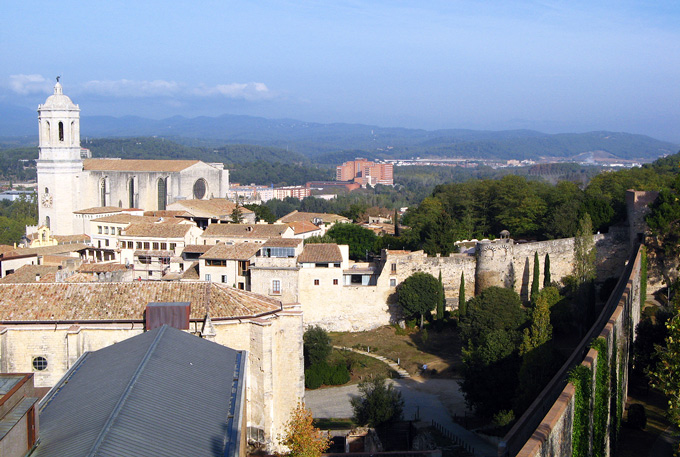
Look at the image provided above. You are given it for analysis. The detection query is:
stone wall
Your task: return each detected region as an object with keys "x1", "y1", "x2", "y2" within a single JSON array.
[{"x1": 508, "y1": 245, "x2": 642, "y2": 457}]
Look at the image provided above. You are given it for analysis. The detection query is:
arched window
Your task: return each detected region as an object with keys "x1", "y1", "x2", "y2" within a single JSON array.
[
  {"x1": 45, "y1": 216, "x2": 50, "y2": 229},
  {"x1": 128, "y1": 178, "x2": 135, "y2": 208},
  {"x1": 157, "y1": 178, "x2": 167, "y2": 211},
  {"x1": 100, "y1": 178, "x2": 107, "y2": 207},
  {"x1": 71, "y1": 121, "x2": 76, "y2": 145},
  {"x1": 58, "y1": 122, "x2": 64, "y2": 142},
  {"x1": 44, "y1": 187, "x2": 49, "y2": 194},
  {"x1": 44, "y1": 121, "x2": 50, "y2": 143}
]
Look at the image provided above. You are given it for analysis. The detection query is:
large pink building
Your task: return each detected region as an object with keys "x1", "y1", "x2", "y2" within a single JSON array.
[{"x1": 335, "y1": 159, "x2": 393, "y2": 186}]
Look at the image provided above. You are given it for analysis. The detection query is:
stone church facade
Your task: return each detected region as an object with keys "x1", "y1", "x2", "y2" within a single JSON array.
[{"x1": 37, "y1": 81, "x2": 229, "y2": 236}]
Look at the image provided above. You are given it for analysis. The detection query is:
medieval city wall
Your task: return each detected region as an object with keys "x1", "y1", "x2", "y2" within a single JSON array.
[{"x1": 508, "y1": 245, "x2": 641, "y2": 457}]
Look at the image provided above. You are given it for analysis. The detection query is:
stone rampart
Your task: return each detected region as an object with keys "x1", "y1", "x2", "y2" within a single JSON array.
[{"x1": 504, "y1": 244, "x2": 642, "y2": 457}]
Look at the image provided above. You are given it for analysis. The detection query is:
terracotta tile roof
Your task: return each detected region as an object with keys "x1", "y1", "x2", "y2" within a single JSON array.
[
  {"x1": 385, "y1": 249, "x2": 411, "y2": 255},
  {"x1": 181, "y1": 262, "x2": 200, "y2": 280},
  {"x1": 144, "y1": 210, "x2": 193, "y2": 218},
  {"x1": 182, "y1": 245, "x2": 213, "y2": 254},
  {"x1": 54, "y1": 234, "x2": 91, "y2": 243},
  {"x1": 0, "y1": 265, "x2": 59, "y2": 283},
  {"x1": 298, "y1": 244, "x2": 343, "y2": 263},
  {"x1": 0, "y1": 282, "x2": 280, "y2": 321},
  {"x1": 122, "y1": 223, "x2": 194, "y2": 239},
  {"x1": 83, "y1": 159, "x2": 200, "y2": 172},
  {"x1": 90, "y1": 213, "x2": 173, "y2": 224},
  {"x1": 287, "y1": 221, "x2": 321, "y2": 235},
  {"x1": 202, "y1": 223, "x2": 289, "y2": 239},
  {"x1": 77, "y1": 263, "x2": 129, "y2": 273},
  {"x1": 134, "y1": 250, "x2": 174, "y2": 257},
  {"x1": 200, "y1": 243, "x2": 260, "y2": 261},
  {"x1": 73, "y1": 206, "x2": 123, "y2": 215},
  {"x1": 63, "y1": 273, "x2": 97, "y2": 283},
  {"x1": 0, "y1": 245, "x2": 16, "y2": 255},
  {"x1": 2, "y1": 244, "x2": 88, "y2": 259},
  {"x1": 262, "y1": 238, "x2": 303, "y2": 248},
  {"x1": 168, "y1": 199, "x2": 253, "y2": 219},
  {"x1": 278, "y1": 210, "x2": 349, "y2": 224}
]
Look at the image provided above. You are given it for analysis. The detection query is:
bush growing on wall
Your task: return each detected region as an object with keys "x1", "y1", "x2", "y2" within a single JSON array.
[{"x1": 568, "y1": 364, "x2": 592, "y2": 457}]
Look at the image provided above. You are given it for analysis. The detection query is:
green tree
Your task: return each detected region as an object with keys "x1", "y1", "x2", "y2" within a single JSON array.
[
  {"x1": 303, "y1": 326, "x2": 331, "y2": 368},
  {"x1": 458, "y1": 272, "x2": 466, "y2": 317},
  {"x1": 437, "y1": 270, "x2": 445, "y2": 320},
  {"x1": 351, "y1": 376, "x2": 404, "y2": 428},
  {"x1": 531, "y1": 252, "x2": 540, "y2": 304},
  {"x1": 324, "y1": 223, "x2": 378, "y2": 261},
  {"x1": 397, "y1": 272, "x2": 440, "y2": 328},
  {"x1": 244, "y1": 203, "x2": 277, "y2": 223},
  {"x1": 231, "y1": 204, "x2": 244, "y2": 223},
  {"x1": 543, "y1": 253, "x2": 551, "y2": 287},
  {"x1": 573, "y1": 213, "x2": 596, "y2": 284},
  {"x1": 394, "y1": 209, "x2": 400, "y2": 237},
  {"x1": 459, "y1": 286, "x2": 526, "y2": 347},
  {"x1": 280, "y1": 402, "x2": 331, "y2": 457}
]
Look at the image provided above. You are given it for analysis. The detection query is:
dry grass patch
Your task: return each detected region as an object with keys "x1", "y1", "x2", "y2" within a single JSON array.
[{"x1": 329, "y1": 324, "x2": 462, "y2": 377}]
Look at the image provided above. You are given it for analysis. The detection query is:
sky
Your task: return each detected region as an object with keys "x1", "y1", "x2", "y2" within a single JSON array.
[{"x1": 2, "y1": 1, "x2": 679, "y2": 142}]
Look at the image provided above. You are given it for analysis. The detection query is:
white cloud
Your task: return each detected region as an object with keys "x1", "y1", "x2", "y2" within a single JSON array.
[
  {"x1": 9, "y1": 74, "x2": 52, "y2": 95},
  {"x1": 193, "y1": 82, "x2": 275, "y2": 100},
  {"x1": 80, "y1": 79, "x2": 181, "y2": 97}
]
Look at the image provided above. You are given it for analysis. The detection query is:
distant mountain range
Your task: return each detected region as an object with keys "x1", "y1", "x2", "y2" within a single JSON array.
[{"x1": 1, "y1": 103, "x2": 677, "y2": 162}]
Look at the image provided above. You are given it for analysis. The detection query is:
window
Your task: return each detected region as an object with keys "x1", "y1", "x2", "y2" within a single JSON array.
[
  {"x1": 205, "y1": 274, "x2": 212, "y2": 282},
  {"x1": 334, "y1": 263, "x2": 341, "y2": 268},
  {"x1": 138, "y1": 256, "x2": 151, "y2": 265},
  {"x1": 98, "y1": 226, "x2": 102, "y2": 234},
  {"x1": 193, "y1": 178, "x2": 207, "y2": 199},
  {"x1": 100, "y1": 178, "x2": 106, "y2": 207},
  {"x1": 261, "y1": 247, "x2": 295, "y2": 258},
  {"x1": 104, "y1": 226, "x2": 109, "y2": 235},
  {"x1": 136, "y1": 242, "x2": 142, "y2": 249},
  {"x1": 333, "y1": 279, "x2": 339, "y2": 285},
  {"x1": 143, "y1": 242, "x2": 150, "y2": 250},
  {"x1": 58, "y1": 122, "x2": 64, "y2": 142},
  {"x1": 170, "y1": 243, "x2": 176, "y2": 250},
  {"x1": 221, "y1": 275, "x2": 228, "y2": 283},
  {"x1": 105, "y1": 239, "x2": 109, "y2": 247},
  {"x1": 32, "y1": 356, "x2": 48, "y2": 371},
  {"x1": 160, "y1": 243, "x2": 167, "y2": 250},
  {"x1": 160, "y1": 257, "x2": 170, "y2": 265},
  {"x1": 391, "y1": 263, "x2": 397, "y2": 273},
  {"x1": 390, "y1": 278, "x2": 397, "y2": 287},
  {"x1": 128, "y1": 178, "x2": 135, "y2": 208},
  {"x1": 238, "y1": 282, "x2": 245, "y2": 290},
  {"x1": 157, "y1": 177, "x2": 167, "y2": 211},
  {"x1": 153, "y1": 242, "x2": 159, "y2": 250},
  {"x1": 238, "y1": 260, "x2": 250, "y2": 276},
  {"x1": 314, "y1": 279, "x2": 320, "y2": 286},
  {"x1": 206, "y1": 259, "x2": 226, "y2": 267},
  {"x1": 272, "y1": 280, "x2": 281, "y2": 294},
  {"x1": 117, "y1": 228, "x2": 122, "y2": 236}
]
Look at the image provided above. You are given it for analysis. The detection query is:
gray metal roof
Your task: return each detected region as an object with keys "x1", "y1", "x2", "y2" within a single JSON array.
[{"x1": 33, "y1": 325, "x2": 245, "y2": 457}]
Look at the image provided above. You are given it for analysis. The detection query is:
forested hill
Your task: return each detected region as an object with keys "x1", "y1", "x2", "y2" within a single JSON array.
[{"x1": 1, "y1": 104, "x2": 676, "y2": 161}]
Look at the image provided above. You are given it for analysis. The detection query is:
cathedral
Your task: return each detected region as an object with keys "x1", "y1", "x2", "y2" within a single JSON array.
[{"x1": 36, "y1": 80, "x2": 229, "y2": 235}]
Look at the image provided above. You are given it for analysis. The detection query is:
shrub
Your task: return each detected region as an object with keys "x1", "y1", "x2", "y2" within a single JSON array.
[
  {"x1": 628, "y1": 404, "x2": 647, "y2": 430},
  {"x1": 305, "y1": 363, "x2": 327, "y2": 389},
  {"x1": 493, "y1": 409, "x2": 515, "y2": 427},
  {"x1": 328, "y1": 363, "x2": 351, "y2": 385},
  {"x1": 351, "y1": 376, "x2": 404, "y2": 427},
  {"x1": 304, "y1": 326, "x2": 332, "y2": 368}
]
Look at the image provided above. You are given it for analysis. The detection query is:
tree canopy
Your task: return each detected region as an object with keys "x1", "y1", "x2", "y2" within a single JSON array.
[
  {"x1": 351, "y1": 376, "x2": 404, "y2": 428},
  {"x1": 397, "y1": 272, "x2": 441, "y2": 328}
]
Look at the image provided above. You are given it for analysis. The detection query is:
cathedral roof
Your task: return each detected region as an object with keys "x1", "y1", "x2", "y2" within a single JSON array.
[
  {"x1": 83, "y1": 159, "x2": 201, "y2": 172},
  {"x1": 0, "y1": 282, "x2": 281, "y2": 321}
]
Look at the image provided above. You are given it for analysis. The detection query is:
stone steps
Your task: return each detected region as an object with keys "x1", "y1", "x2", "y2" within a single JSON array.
[{"x1": 333, "y1": 346, "x2": 411, "y2": 378}]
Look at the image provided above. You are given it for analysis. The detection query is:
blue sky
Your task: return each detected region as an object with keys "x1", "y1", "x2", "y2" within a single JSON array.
[{"x1": 2, "y1": 1, "x2": 679, "y2": 141}]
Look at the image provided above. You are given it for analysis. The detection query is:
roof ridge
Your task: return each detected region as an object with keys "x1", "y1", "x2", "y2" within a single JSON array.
[{"x1": 85, "y1": 326, "x2": 168, "y2": 456}]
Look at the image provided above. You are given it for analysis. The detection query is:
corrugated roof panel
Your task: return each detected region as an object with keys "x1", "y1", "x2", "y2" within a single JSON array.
[{"x1": 34, "y1": 326, "x2": 244, "y2": 457}]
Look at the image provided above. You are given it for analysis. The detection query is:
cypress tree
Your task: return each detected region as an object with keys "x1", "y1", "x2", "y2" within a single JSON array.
[
  {"x1": 544, "y1": 253, "x2": 551, "y2": 287},
  {"x1": 531, "y1": 252, "x2": 540, "y2": 304},
  {"x1": 394, "y1": 209, "x2": 400, "y2": 237},
  {"x1": 458, "y1": 272, "x2": 466, "y2": 317},
  {"x1": 437, "y1": 270, "x2": 444, "y2": 320}
]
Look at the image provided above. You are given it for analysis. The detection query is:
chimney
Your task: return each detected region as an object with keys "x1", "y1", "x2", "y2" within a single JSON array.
[{"x1": 35, "y1": 274, "x2": 40, "y2": 282}]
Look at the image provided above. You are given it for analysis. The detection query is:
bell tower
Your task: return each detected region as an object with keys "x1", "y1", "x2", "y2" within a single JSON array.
[{"x1": 36, "y1": 78, "x2": 83, "y2": 235}]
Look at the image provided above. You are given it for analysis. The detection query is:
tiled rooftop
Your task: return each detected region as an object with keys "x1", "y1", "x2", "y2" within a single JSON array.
[
  {"x1": 182, "y1": 244, "x2": 213, "y2": 254},
  {"x1": 73, "y1": 206, "x2": 123, "y2": 215},
  {"x1": 200, "y1": 243, "x2": 260, "y2": 261},
  {"x1": 202, "y1": 223, "x2": 288, "y2": 238},
  {"x1": 298, "y1": 244, "x2": 343, "y2": 263},
  {"x1": 278, "y1": 210, "x2": 349, "y2": 224},
  {"x1": 83, "y1": 159, "x2": 200, "y2": 172},
  {"x1": 168, "y1": 199, "x2": 253, "y2": 218},
  {"x1": 287, "y1": 220, "x2": 321, "y2": 235},
  {"x1": 92, "y1": 214, "x2": 181, "y2": 225},
  {"x1": 77, "y1": 263, "x2": 129, "y2": 273},
  {"x1": 123, "y1": 223, "x2": 194, "y2": 239},
  {"x1": 0, "y1": 265, "x2": 59, "y2": 283},
  {"x1": 262, "y1": 238, "x2": 303, "y2": 248},
  {"x1": 1, "y1": 243, "x2": 89, "y2": 259},
  {"x1": 0, "y1": 282, "x2": 281, "y2": 321}
]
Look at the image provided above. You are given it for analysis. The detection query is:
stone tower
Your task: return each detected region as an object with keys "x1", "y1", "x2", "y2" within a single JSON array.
[{"x1": 37, "y1": 79, "x2": 83, "y2": 235}]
